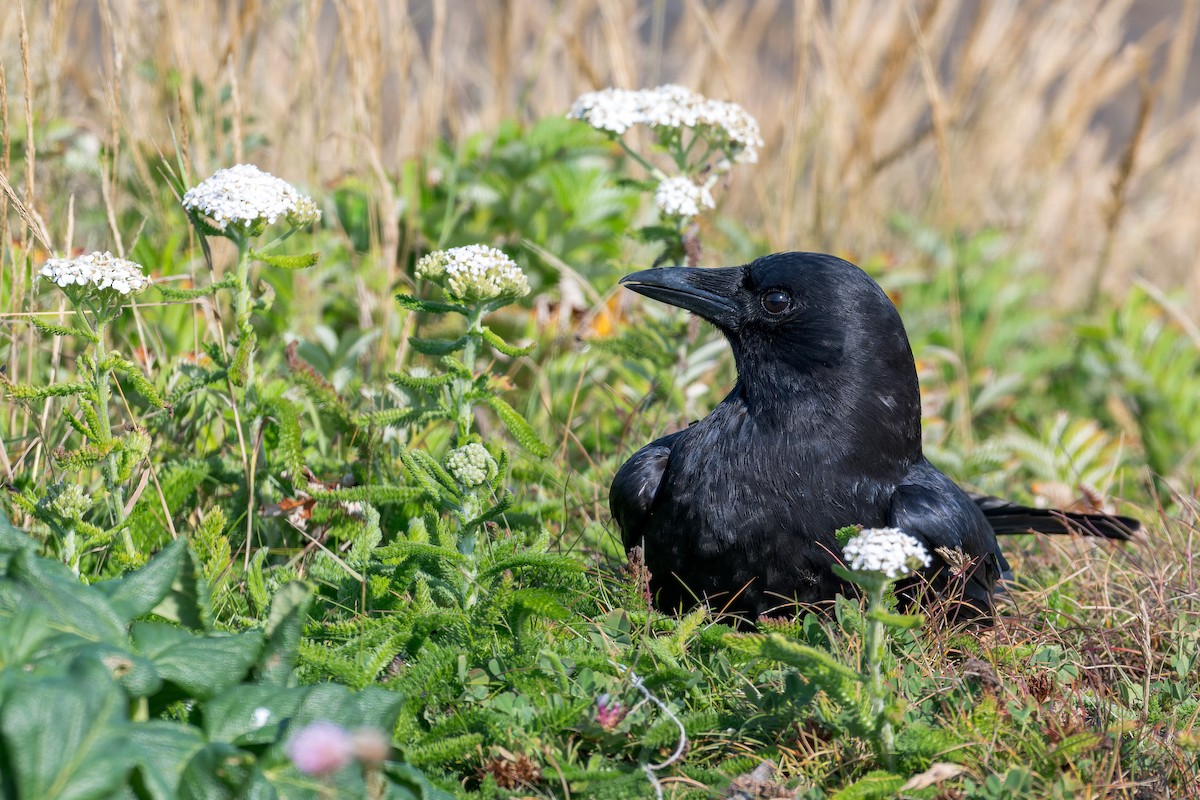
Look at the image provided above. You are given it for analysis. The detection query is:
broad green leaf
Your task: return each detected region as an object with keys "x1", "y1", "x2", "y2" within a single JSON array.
[
  {"x1": 127, "y1": 721, "x2": 208, "y2": 800},
  {"x1": 256, "y1": 581, "x2": 312, "y2": 686},
  {"x1": 131, "y1": 622, "x2": 263, "y2": 700},
  {"x1": 293, "y1": 683, "x2": 405, "y2": 731},
  {"x1": 177, "y1": 742, "x2": 254, "y2": 800},
  {"x1": 0, "y1": 658, "x2": 132, "y2": 800},
  {"x1": 0, "y1": 606, "x2": 55, "y2": 669},
  {"x1": 151, "y1": 539, "x2": 211, "y2": 631},
  {"x1": 1, "y1": 548, "x2": 126, "y2": 643},
  {"x1": 202, "y1": 684, "x2": 308, "y2": 745},
  {"x1": 94, "y1": 537, "x2": 189, "y2": 621},
  {"x1": 75, "y1": 642, "x2": 164, "y2": 698}
]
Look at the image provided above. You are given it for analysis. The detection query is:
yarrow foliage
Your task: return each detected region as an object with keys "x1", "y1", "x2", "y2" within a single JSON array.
[
  {"x1": 415, "y1": 244, "x2": 530, "y2": 302},
  {"x1": 654, "y1": 176, "x2": 715, "y2": 219},
  {"x1": 568, "y1": 84, "x2": 763, "y2": 165},
  {"x1": 842, "y1": 527, "x2": 931, "y2": 579},
  {"x1": 39, "y1": 252, "x2": 150, "y2": 296},
  {"x1": 182, "y1": 163, "x2": 320, "y2": 232}
]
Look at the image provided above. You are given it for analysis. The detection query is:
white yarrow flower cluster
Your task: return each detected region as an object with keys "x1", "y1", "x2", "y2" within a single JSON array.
[
  {"x1": 182, "y1": 163, "x2": 321, "y2": 231},
  {"x1": 445, "y1": 443, "x2": 497, "y2": 487},
  {"x1": 415, "y1": 245, "x2": 530, "y2": 302},
  {"x1": 842, "y1": 527, "x2": 931, "y2": 579},
  {"x1": 568, "y1": 84, "x2": 763, "y2": 164},
  {"x1": 39, "y1": 251, "x2": 151, "y2": 296},
  {"x1": 654, "y1": 176, "x2": 715, "y2": 219}
]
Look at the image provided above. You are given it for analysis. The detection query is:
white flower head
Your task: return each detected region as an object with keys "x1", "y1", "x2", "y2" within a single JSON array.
[
  {"x1": 415, "y1": 244, "x2": 530, "y2": 302},
  {"x1": 842, "y1": 527, "x2": 931, "y2": 579},
  {"x1": 445, "y1": 442, "x2": 498, "y2": 487},
  {"x1": 39, "y1": 251, "x2": 151, "y2": 296},
  {"x1": 182, "y1": 163, "x2": 320, "y2": 232},
  {"x1": 568, "y1": 84, "x2": 763, "y2": 165},
  {"x1": 654, "y1": 176, "x2": 715, "y2": 219}
]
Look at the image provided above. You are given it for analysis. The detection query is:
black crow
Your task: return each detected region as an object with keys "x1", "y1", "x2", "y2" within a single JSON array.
[{"x1": 610, "y1": 252, "x2": 1137, "y2": 621}]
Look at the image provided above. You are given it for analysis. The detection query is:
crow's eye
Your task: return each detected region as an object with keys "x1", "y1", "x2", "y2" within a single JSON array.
[{"x1": 762, "y1": 290, "x2": 790, "y2": 315}]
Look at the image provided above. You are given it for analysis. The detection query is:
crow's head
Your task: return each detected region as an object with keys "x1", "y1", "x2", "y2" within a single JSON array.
[{"x1": 620, "y1": 252, "x2": 921, "y2": 431}]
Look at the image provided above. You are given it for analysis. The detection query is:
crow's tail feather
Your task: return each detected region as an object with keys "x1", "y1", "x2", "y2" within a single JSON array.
[{"x1": 972, "y1": 495, "x2": 1139, "y2": 541}]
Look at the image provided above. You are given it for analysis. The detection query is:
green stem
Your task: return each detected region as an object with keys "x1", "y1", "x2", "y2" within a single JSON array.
[
  {"x1": 617, "y1": 138, "x2": 662, "y2": 179},
  {"x1": 228, "y1": 234, "x2": 258, "y2": 572},
  {"x1": 91, "y1": 316, "x2": 134, "y2": 558},
  {"x1": 452, "y1": 304, "x2": 485, "y2": 445},
  {"x1": 864, "y1": 581, "x2": 895, "y2": 769}
]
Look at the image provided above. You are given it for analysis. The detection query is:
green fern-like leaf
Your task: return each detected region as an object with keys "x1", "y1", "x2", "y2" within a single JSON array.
[
  {"x1": 250, "y1": 249, "x2": 320, "y2": 269},
  {"x1": 4, "y1": 380, "x2": 91, "y2": 401},
  {"x1": 262, "y1": 396, "x2": 305, "y2": 485},
  {"x1": 404, "y1": 733, "x2": 484, "y2": 769},
  {"x1": 390, "y1": 371, "x2": 454, "y2": 390},
  {"x1": 314, "y1": 485, "x2": 423, "y2": 505},
  {"x1": 829, "y1": 770, "x2": 907, "y2": 800},
  {"x1": 29, "y1": 316, "x2": 98, "y2": 342},
  {"x1": 481, "y1": 326, "x2": 535, "y2": 358},
  {"x1": 395, "y1": 293, "x2": 469, "y2": 315},
  {"x1": 485, "y1": 395, "x2": 549, "y2": 456},
  {"x1": 156, "y1": 275, "x2": 237, "y2": 301},
  {"x1": 408, "y1": 335, "x2": 468, "y2": 356}
]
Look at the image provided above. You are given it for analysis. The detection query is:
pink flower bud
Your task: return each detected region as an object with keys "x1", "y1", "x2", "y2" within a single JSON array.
[{"x1": 286, "y1": 721, "x2": 354, "y2": 776}]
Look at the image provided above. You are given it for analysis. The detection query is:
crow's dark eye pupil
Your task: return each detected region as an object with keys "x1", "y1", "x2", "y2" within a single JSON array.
[{"x1": 763, "y1": 291, "x2": 789, "y2": 314}]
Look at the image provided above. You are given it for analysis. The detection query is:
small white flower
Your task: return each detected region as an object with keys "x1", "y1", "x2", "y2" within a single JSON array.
[
  {"x1": 182, "y1": 163, "x2": 320, "y2": 232},
  {"x1": 445, "y1": 443, "x2": 498, "y2": 487},
  {"x1": 39, "y1": 251, "x2": 151, "y2": 296},
  {"x1": 251, "y1": 707, "x2": 271, "y2": 728},
  {"x1": 654, "y1": 176, "x2": 715, "y2": 219},
  {"x1": 568, "y1": 84, "x2": 763, "y2": 165},
  {"x1": 842, "y1": 527, "x2": 931, "y2": 579},
  {"x1": 415, "y1": 244, "x2": 530, "y2": 302}
]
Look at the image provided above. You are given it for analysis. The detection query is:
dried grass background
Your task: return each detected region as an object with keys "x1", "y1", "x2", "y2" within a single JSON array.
[{"x1": 3, "y1": 0, "x2": 1200, "y2": 307}]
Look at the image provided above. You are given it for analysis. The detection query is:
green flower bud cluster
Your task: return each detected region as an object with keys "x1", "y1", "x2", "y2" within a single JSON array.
[
  {"x1": 39, "y1": 482, "x2": 94, "y2": 522},
  {"x1": 445, "y1": 443, "x2": 498, "y2": 487}
]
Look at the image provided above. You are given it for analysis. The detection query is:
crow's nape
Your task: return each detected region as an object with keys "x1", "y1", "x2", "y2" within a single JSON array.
[{"x1": 972, "y1": 495, "x2": 1139, "y2": 541}]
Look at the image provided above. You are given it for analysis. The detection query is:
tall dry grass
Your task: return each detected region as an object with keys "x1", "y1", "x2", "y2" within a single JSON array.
[{"x1": 2, "y1": 0, "x2": 1199, "y2": 307}]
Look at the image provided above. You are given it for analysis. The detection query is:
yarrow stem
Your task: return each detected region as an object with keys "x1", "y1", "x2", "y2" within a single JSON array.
[
  {"x1": 864, "y1": 580, "x2": 894, "y2": 769},
  {"x1": 33, "y1": 253, "x2": 152, "y2": 560},
  {"x1": 839, "y1": 526, "x2": 931, "y2": 770}
]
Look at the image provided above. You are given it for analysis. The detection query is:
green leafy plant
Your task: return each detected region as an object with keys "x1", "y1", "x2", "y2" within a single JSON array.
[
  {"x1": 0, "y1": 512, "x2": 449, "y2": 800},
  {"x1": 2, "y1": 252, "x2": 161, "y2": 568}
]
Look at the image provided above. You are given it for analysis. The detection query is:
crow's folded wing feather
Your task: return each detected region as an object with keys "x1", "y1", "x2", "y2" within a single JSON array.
[
  {"x1": 888, "y1": 460, "x2": 1009, "y2": 612},
  {"x1": 609, "y1": 431, "x2": 684, "y2": 551}
]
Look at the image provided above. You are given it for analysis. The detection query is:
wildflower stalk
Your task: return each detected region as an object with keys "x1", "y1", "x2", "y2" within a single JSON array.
[
  {"x1": 18, "y1": 252, "x2": 155, "y2": 563},
  {"x1": 862, "y1": 576, "x2": 895, "y2": 769},
  {"x1": 453, "y1": 303, "x2": 486, "y2": 445},
  {"x1": 837, "y1": 526, "x2": 932, "y2": 769},
  {"x1": 89, "y1": 320, "x2": 134, "y2": 555},
  {"x1": 180, "y1": 164, "x2": 321, "y2": 563}
]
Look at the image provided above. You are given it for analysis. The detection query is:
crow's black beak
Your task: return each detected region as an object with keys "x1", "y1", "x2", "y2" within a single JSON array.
[{"x1": 620, "y1": 266, "x2": 743, "y2": 329}]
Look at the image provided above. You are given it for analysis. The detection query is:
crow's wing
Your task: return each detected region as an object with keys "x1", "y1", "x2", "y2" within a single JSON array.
[
  {"x1": 887, "y1": 460, "x2": 1009, "y2": 614},
  {"x1": 970, "y1": 493, "x2": 1138, "y2": 540},
  {"x1": 610, "y1": 431, "x2": 684, "y2": 551}
]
